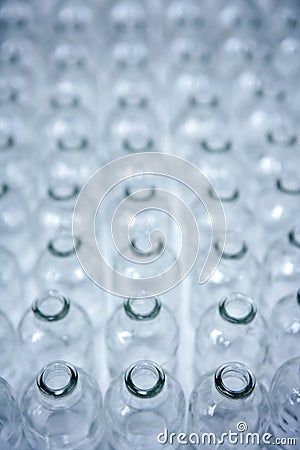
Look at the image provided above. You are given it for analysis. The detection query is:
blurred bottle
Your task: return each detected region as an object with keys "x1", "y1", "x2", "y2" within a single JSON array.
[
  {"x1": 269, "y1": 357, "x2": 300, "y2": 449},
  {"x1": 105, "y1": 360, "x2": 185, "y2": 450},
  {"x1": 264, "y1": 226, "x2": 300, "y2": 316},
  {"x1": 269, "y1": 289, "x2": 300, "y2": 371},
  {"x1": 21, "y1": 361, "x2": 104, "y2": 450},
  {"x1": 195, "y1": 293, "x2": 269, "y2": 379},
  {"x1": 105, "y1": 297, "x2": 179, "y2": 377},
  {"x1": 0, "y1": 245, "x2": 22, "y2": 325},
  {"x1": 0, "y1": 377, "x2": 27, "y2": 450},
  {"x1": 191, "y1": 230, "x2": 262, "y2": 321},
  {"x1": 188, "y1": 362, "x2": 270, "y2": 449},
  {"x1": 0, "y1": 0, "x2": 35, "y2": 39},
  {"x1": 34, "y1": 231, "x2": 104, "y2": 328},
  {"x1": 18, "y1": 289, "x2": 94, "y2": 375}
]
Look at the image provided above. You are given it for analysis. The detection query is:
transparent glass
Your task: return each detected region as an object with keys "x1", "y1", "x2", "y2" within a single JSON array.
[
  {"x1": 107, "y1": 0, "x2": 148, "y2": 45},
  {"x1": 0, "y1": 377, "x2": 26, "y2": 449},
  {"x1": 21, "y1": 361, "x2": 104, "y2": 450},
  {"x1": 0, "y1": 245, "x2": 22, "y2": 325},
  {"x1": 269, "y1": 357, "x2": 300, "y2": 449},
  {"x1": 189, "y1": 362, "x2": 270, "y2": 449},
  {"x1": 191, "y1": 230, "x2": 262, "y2": 321},
  {"x1": 0, "y1": 0, "x2": 35, "y2": 38},
  {"x1": 18, "y1": 290, "x2": 94, "y2": 374},
  {"x1": 106, "y1": 297, "x2": 179, "y2": 377},
  {"x1": 105, "y1": 360, "x2": 186, "y2": 450},
  {"x1": 195, "y1": 293, "x2": 269, "y2": 379},
  {"x1": 269, "y1": 290, "x2": 300, "y2": 371},
  {"x1": 34, "y1": 231, "x2": 104, "y2": 328},
  {"x1": 264, "y1": 226, "x2": 300, "y2": 316}
]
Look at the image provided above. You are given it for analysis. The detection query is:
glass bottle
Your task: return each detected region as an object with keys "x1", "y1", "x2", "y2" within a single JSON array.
[
  {"x1": 0, "y1": 245, "x2": 22, "y2": 325},
  {"x1": 0, "y1": 377, "x2": 27, "y2": 450},
  {"x1": 269, "y1": 357, "x2": 300, "y2": 449},
  {"x1": 195, "y1": 293, "x2": 269, "y2": 379},
  {"x1": 105, "y1": 360, "x2": 186, "y2": 450},
  {"x1": 263, "y1": 226, "x2": 300, "y2": 316},
  {"x1": 18, "y1": 289, "x2": 94, "y2": 374},
  {"x1": 34, "y1": 231, "x2": 105, "y2": 328},
  {"x1": 108, "y1": 0, "x2": 149, "y2": 45},
  {"x1": 0, "y1": 0, "x2": 35, "y2": 39},
  {"x1": 105, "y1": 297, "x2": 179, "y2": 377},
  {"x1": 269, "y1": 289, "x2": 300, "y2": 371},
  {"x1": 21, "y1": 361, "x2": 104, "y2": 450},
  {"x1": 191, "y1": 230, "x2": 262, "y2": 321},
  {"x1": 188, "y1": 362, "x2": 270, "y2": 449}
]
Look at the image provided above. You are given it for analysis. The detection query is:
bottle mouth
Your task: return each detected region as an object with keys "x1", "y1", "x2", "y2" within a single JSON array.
[
  {"x1": 32, "y1": 290, "x2": 70, "y2": 322},
  {"x1": 209, "y1": 185, "x2": 239, "y2": 202},
  {"x1": 48, "y1": 235, "x2": 80, "y2": 257},
  {"x1": 124, "y1": 297, "x2": 161, "y2": 321},
  {"x1": 58, "y1": 131, "x2": 88, "y2": 151},
  {"x1": 37, "y1": 361, "x2": 78, "y2": 398},
  {"x1": 201, "y1": 138, "x2": 232, "y2": 154},
  {"x1": 130, "y1": 237, "x2": 164, "y2": 258},
  {"x1": 276, "y1": 173, "x2": 300, "y2": 195},
  {"x1": 219, "y1": 293, "x2": 257, "y2": 325},
  {"x1": 214, "y1": 362, "x2": 256, "y2": 400},
  {"x1": 48, "y1": 182, "x2": 80, "y2": 201},
  {"x1": 124, "y1": 185, "x2": 155, "y2": 202},
  {"x1": 123, "y1": 133, "x2": 154, "y2": 153},
  {"x1": 289, "y1": 228, "x2": 300, "y2": 249},
  {"x1": 119, "y1": 95, "x2": 148, "y2": 109},
  {"x1": 266, "y1": 128, "x2": 297, "y2": 147},
  {"x1": 0, "y1": 133, "x2": 14, "y2": 150},
  {"x1": 215, "y1": 232, "x2": 248, "y2": 260},
  {"x1": 189, "y1": 92, "x2": 219, "y2": 108},
  {"x1": 125, "y1": 360, "x2": 165, "y2": 399},
  {"x1": 0, "y1": 183, "x2": 9, "y2": 199}
]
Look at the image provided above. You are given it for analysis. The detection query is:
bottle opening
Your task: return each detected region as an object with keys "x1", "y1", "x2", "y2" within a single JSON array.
[
  {"x1": 201, "y1": 138, "x2": 232, "y2": 154},
  {"x1": 219, "y1": 293, "x2": 257, "y2": 325},
  {"x1": 289, "y1": 228, "x2": 300, "y2": 249},
  {"x1": 277, "y1": 172, "x2": 300, "y2": 195},
  {"x1": 189, "y1": 91, "x2": 219, "y2": 108},
  {"x1": 32, "y1": 290, "x2": 70, "y2": 322},
  {"x1": 214, "y1": 362, "x2": 256, "y2": 399},
  {"x1": 125, "y1": 360, "x2": 165, "y2": 399},
  {"x1": 48, "y1": 182, "x2": 79, "y2": 201},
  {"x1": 48, "y1": 234, "x2": 80, "y2": 257},
  {"x1": 37, "y1": 361, "x2": 78, "y2": 398},
  {"x1": 58, "y1": 129, "x2": 88, "y2": 151},
  {"x1": 125, "y1": 297, "x2": 161, "y2": 321},
  {"x1": 124, "y1": 185, "x2": 155, "y2": 202},
  {"x1": 0, "y1": 133, "x2": 14, "y2": 150},
  {"x1": 266, "y1": 126, "x2": 297, "y2": 147},
  {"x1": 209, "y1": 176, "x2": 239, "y2": 202},
  {"x1": 0, "y1": 183, "x2": 9, "y2": 199},
  {"x1": 215, "y1": 231, "x2": 247, "y2": 260},
  {"x1": 123, "y1": 132, "x2": 153, "y2": 153},
  {"x1": 131, "y1": 237, "x2": 164, "y2": 257}
]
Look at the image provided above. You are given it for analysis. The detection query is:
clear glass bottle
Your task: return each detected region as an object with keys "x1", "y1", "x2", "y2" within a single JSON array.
[
  {"x1": 195, "y1": 293, "x2": 269, "y2": 379},
  {"x1": 269, "y1": 357, "x2": 300, "y2": 449},
  {"x1": 18, "y1": 289, "x2": 94, "y2": 374},
  {"x1": 0, "y1": 376, "x2": 27, "y2": 450},
  {"x1": 264, "y1": 226, "x2": 300, "y2": 316},
  {"x1": 189, "y1": 362, "x2": 270, "y2": 449},
  {"x1": 269, "y1": 289, "x2": 300, "y2": 371},
  {"x1": 105, "y1": 360, "x2": 186, "y2": 450},
  {"x1": 0, "y1": 245, "x2": 22, "y2": 325},
  {"x1": 108, "y1": 0, "x2": 148, "y2": 45},
  {"x1": 34, "y1": 231, "x2": 104, "y2": 328},
  {"x1": 191, "y1": 230, "x2": 262, "y2": 321},
  {"x1": 21, "y1": 361, "x2": 104, "y2": 450},
  {"x1": 105, "y1": 297, "x2": 179, "y2": 377},
  {"x1": 0, "y1": 309, "x2": 22, "y2": 392}
]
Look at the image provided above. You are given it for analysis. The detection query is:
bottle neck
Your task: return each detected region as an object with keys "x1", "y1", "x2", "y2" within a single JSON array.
[
  {"x1": 124, "y1": 297, "x2": 161, "y2": 321},
  {"x1": 215, "y1": 231, "x2": 248, "y2": 260},
  {"x1": 48, "y1": 181, "x2": 79, "y2": 202},
  {"x1": 125, "y1": 360, "x2": 165, "y2": 400},
  {"x1": 32, "y1": 290, "x2": 70, "y2": 322},
  {"x1": 48, "y1": 234, "x2": 80, "y2": 257},
  {"x1": 219, "y1": 293, "x2": 257, "y2": 325},
  {"x1": 57, "y1": 129, "x2": 88, "y2": 152},
  {"x1": 214, "y1": 362, "x2": 256, "y2": 406},
  {"x1": 276, "y1": 171, "x2": 300, "y2": 195},
  {"x1": 122, "y1": 131, "x2": 153, "y2": 153}
]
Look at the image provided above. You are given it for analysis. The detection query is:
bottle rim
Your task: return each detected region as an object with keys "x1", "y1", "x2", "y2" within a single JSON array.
[
  {"x1": 219, "y1": 293, "x2": 257, "y2": 325},
  {"x1": 215, "y1": 233, "x2": 248, "y2": 260},
  {"x1": 48, "y1": 234, "x2": 80, "y2": 257},
  {"x1": 214, "y1": 362, "x2": 256, "y2": 400},
  {"x1": 201, "y1": 138, "x2": 232, "y2": 154},
  {"x1": 289, "y1": 228, "x2": 300, "y2": 249},
  {"x1": 0, "y1": 183, "x2": 9, "y2": 198},
  {"x1": 124, "y1": 297, "x2": 161, "y2": 321},
  {"x1": 37, "y1": 361, "x2": 78, "y2": 398},
  {"x1": 32, "y1": 290, "x2": 70, "y2": 322},
  {"x1": 125, "y1": 360, "x2": 165, "y2": 399},
  {"x1": 48, "y1": 183, "x2": 80, "y2": 201}
]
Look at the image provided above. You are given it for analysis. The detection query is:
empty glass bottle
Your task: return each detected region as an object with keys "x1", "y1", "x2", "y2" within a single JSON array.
[
  {"x1": 264, "y1": 226, "x2": 300, "y2": 315},
  {"x1": 269, "y1": 289, "x2": 300, "y2": 371},
  {"x1": 195, "y1": 293, "x2": 269, "y2": 379},
  {"x1": 191, "y1": 230, "x2": 262, "y2": 321},
  {"x1": 18, "y1": 289, "x2": 94, "y2": 374},
  {"x1": 105, "y1": 297, "x2": 179, "y2": 377},
  {"x1": 189, "y1": 362, "x2": 270, "y2": 449},
  {"x1": 0, "y1": 245, "x2": 22, "y2": 325},
  {"x1": 269, "y1": 357, "x2": 300, "y2": 449},
  {"x1": 34, "y1": 231, "x2": 104, "y2": 328},
  {"x1": 0, "y1": 377, "x2": 27, "y2": 450},
  {"x1": 21, "y1": 361, "x2": 104, "y2": 450},
  {"x1": 105, "y1": 360, "x2": 186, "y2": 450}
]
